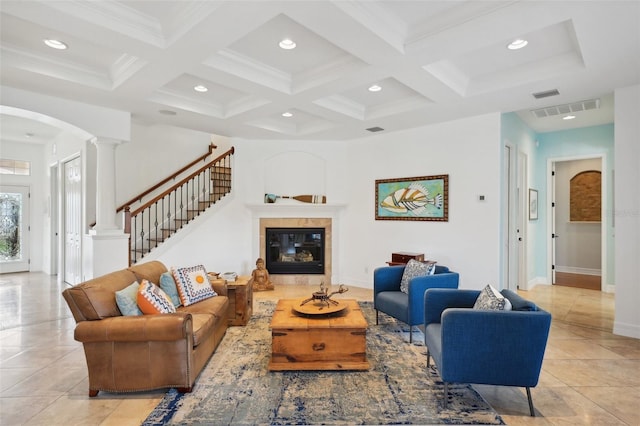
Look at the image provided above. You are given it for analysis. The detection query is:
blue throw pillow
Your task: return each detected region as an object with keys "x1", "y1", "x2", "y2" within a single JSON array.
[
  {"x1": 160, "y1": 272, "x2": 182, "y2": 308},
  {"x1": 115, "y1": 281, "x2": 143, "y2": 316},
  {"x1": 501, "y1": 289, "x2": 538, "y2": 311}
]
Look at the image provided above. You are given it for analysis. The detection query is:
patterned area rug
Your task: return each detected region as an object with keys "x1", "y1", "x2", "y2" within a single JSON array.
[{"x1": 143, "y1": 301, "x2": 504, "y2": 425}]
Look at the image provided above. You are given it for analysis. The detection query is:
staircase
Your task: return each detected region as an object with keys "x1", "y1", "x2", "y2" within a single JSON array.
[{"x1": 122, "y1": 145, "x2": 234, "y2": 265}]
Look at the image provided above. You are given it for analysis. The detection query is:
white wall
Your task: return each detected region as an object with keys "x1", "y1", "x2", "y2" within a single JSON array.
[
  {"x1": 614, "y1": 84, "x2": 640, "y2": 339},
  {"x1": 343, "y1": 113, "x2": 503, "y2": 289},
  {"x1": 115, "y1": 123, "x2": 232, "y2": 206},
  {"x1": 145, "y1": 113, "x2": 503, "y2": 290}
]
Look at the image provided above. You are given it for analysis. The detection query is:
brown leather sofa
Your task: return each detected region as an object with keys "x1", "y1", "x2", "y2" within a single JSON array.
[{"x1": 62, "y1": 261, "x2": 229, "y2": 397}]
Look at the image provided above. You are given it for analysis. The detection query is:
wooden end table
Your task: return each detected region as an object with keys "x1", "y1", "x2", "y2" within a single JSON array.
[
  {"x1": 226, "y1": 275, "x2": 253, "y2": 326},
  {"x1": 268, "y1": 298, "x2": 369, "y2": 371}
]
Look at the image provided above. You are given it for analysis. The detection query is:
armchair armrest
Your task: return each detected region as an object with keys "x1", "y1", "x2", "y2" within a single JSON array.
[
  {"x1": 74, "y1": 313, "x2": 193, "y2": 343},
  {"x1": 439, "y1": 308, "x2": 552, "y2": 387},
  {"x1": 424, "y1": 288, "x2": 479, "y2": 326},
  {"x1": 373, "y1": 266, "x2": 405, "y2": 294}
]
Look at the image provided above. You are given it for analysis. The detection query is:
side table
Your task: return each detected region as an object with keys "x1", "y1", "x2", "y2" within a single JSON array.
[{"x1": 226, "y1": 275, "x2": 253, "y2": 326}]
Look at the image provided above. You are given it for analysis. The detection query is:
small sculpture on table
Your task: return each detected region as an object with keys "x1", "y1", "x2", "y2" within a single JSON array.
[
  {"x1": 251, "y1": 258, "x2": 274, "y2": 291},
  {"x1": 300, "y1": 282, "x2": 349, "y2": 310}
]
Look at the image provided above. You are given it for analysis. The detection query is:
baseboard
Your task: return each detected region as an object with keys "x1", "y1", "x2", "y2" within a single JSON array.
[
  {"x1": 613, "y1": 321, "x2": 640, "y2": 339},
  {"x1": 523, "y1": 277, "x2": 549, "y2": 291},
  {"x1": 555, "y1": 266, "x2": 601, "y2": 276}
]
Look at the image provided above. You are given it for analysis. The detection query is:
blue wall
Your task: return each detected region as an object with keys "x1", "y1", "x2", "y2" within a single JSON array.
[
  {"x1": 502, "y1": 113, "x2": 614, "y2": 285},
  {"x1": 536, "y1": 124, "x2": 615, "y2": 284}
]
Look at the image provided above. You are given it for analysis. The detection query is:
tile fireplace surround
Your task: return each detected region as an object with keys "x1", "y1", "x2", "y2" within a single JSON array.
[{"x1": 259, "y1": 217, "x2": 332, "y2": 286}]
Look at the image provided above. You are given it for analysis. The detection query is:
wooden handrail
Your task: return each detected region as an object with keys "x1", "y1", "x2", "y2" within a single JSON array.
[
  {"x1": 129, "y1": 147, "x2": 234, "y2": 217},
  {"x1": 116, "y1": 143, "x2": 217, "y2": 213}
]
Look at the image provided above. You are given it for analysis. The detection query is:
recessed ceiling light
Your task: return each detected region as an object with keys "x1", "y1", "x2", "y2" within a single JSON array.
[
  {"x1": 194, "y1": 85, "x2": 208, "y2": 92},
  {"x1": 159, "y1": 109, "x2": 177, "y2": 116},
  {"x1": 368, "y1": 85, "x2": 382, "y2": 92},
  {"x1": 282, "y1": 112, "x2": 293, "y2": 118},
  {"x1": 279, "y1": 38, "x2": 296, "y2": 50},
  {"x1": 507, "y1": 39, "x2": 528, "y2": 50},
  {"x1": 44, "y1": 39, "x2": 67, "y2": 50},
  {"x1": 563, "y1": 115, "x2": 576, "y2": 120}
]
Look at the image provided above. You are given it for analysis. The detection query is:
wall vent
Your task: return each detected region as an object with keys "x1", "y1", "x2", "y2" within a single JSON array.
[
  {"x1": 532, "y1": 89, "x2": 560, "y2": 99},
  {"x1": 531, "y1": 98, "x2": 600, "y2": 119},
  {"x1": 366, "y1": 126, "x2": 384, "y2": 132}
]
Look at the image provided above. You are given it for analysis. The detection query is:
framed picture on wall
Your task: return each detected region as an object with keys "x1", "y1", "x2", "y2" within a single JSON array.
[
  {"x1": 529, "y1": 188, "x2": 538, "y2": 220},
  {"x1": 375, "y1": 174, "x2": 448, "y2": 221}
]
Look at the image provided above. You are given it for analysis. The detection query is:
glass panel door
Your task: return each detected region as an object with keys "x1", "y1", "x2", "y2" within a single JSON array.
[{"x1": 0, "y1": 185, "x2": 30, "y2": 273}]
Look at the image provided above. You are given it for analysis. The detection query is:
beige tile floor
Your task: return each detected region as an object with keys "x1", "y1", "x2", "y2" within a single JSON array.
[{"x1": 0, "y1": 273, "x2": 638, "y2": 425}]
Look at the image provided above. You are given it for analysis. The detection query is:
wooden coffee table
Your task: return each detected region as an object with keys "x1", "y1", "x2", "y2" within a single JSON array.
[{"x1": 268, "y1": 299, "x2": 369, "y2": 371}]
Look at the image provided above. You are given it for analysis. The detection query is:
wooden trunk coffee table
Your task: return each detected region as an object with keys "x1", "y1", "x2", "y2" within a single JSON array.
[{"x1": 268, "y1": 299, "x2": 369, "y2": 371}]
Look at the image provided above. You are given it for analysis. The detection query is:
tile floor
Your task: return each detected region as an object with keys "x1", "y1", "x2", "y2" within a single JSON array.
[{"x1": 0, "y1": 273, "x2": 638, "y2": 425}]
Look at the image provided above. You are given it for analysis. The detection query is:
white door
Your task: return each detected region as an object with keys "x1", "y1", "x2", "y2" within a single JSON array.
[
  {"x1": 0, "y1": 185, "x2": 30, "y2": 273},
  {"x1": 517, "y1": 152, "x2": 528, "y2": 289},
  {"x1": 551, "y1": 163, "x2": 557, "y2": 284},
  {"x1": 50, "y1": 164, "x2": 59, "y2": 275},
  {"x1": 63, "y1": 156, "x2": 82, "y2": 285}
]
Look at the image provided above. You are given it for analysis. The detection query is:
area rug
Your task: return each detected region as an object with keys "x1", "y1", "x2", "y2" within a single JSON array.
[{"x1": 143, "y1": 301, "x2": 504, "y2": 425}]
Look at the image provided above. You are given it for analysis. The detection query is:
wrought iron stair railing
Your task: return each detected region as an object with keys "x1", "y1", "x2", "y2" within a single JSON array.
[{"x1": 123, "y1": 146, "x2": 234, "y2": 265}]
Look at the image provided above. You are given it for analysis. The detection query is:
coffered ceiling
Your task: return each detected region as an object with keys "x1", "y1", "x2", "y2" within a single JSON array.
[{"x1": 1, "y1": 1, "x2": 638, "y2": 143}]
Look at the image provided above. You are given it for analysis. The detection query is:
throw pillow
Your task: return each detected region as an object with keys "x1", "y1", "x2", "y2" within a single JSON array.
[
  {"x1": 137, "y1": 280, "x2": 176, "y2": 314},
  {"x1": 501, "y1": 289, "x2": 536, "y2": 311},
  {"x1": 115, "y1": 281, "x2": 142, "y2": 316},
  {"x1": 400, "y1": 259, "x2": 434, "y2": 294},
  {"x1": 160, "y1": 271, "x2": 182, "y2": 308},
  {"x1": 172, "y1": 265, "x2": 217, "y2": 306},
  {"x1": 473, "y1": 284, "x2": 510, "y2": 310}
]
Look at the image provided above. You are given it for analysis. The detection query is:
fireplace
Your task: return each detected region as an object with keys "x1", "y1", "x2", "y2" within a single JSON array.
[{"x1": 265, "y1": 227, "x2": 325, "y2": 274}]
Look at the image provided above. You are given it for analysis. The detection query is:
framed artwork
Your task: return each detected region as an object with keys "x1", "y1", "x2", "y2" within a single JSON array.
[
  {"x1": 375, "y1": 174, "x2": 448, "y2": 221},
  {"x1": 529, "y1": 189, "x2": 538, "y2": 220}
]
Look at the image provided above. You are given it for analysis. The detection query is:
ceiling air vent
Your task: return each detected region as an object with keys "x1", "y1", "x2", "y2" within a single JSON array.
[
  {"x1": 366, "y1": 126, "x2": 385, "y2": 132},
  {"x1": 532, "y1": 89, "x2": 560, "y2": 99},
  {"x1": 531, "y1": 98, "x2": 601, "y2": 119}
]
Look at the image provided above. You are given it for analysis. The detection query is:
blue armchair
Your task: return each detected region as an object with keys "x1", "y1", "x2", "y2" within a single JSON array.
[
  {"x1": 373, "y1": 264, "x2": 459, "y2": 343},
  {"x1": 423, "y1": 288, "x2": 552, "y2": 416}
]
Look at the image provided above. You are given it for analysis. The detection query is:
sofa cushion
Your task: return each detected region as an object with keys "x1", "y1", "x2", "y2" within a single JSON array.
[
  {"x1": 473, "y1": 284, "x2": 511, "y2": 311},
  {"x1": 501, "y1": 289, "x2": 539, "y2": 311},
  {"x1": 178, "y1": 294, "x2": 229, "y2": 319},
  {"x1": 115, "y1": 281, "x2": 143, "y2": 316},
  {"x1": 190, "y1": 313, "x2": 217, "y2": 347},
  {"x1": 137, "y1": 280, "x2": 176, "y2": 314},
  {"x1": 400, "y1": 259, "x2": 435, "y2": 293},
  {"x1": 172, "y1": 265, "x2": 217, "y2": 306},
  {"x1": 160, "y1": 272, "x2": 182, "y2": 308},
  {"x1": 128, "y1": 261, "x2": 168, "y2": 288}
]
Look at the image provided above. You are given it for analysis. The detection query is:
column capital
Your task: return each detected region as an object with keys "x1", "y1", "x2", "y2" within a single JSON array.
[{"x1": 90, "y1": 136, "x2": 123, "y2": 147}]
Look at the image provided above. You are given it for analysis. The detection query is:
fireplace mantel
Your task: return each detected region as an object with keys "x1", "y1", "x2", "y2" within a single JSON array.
[{"x1": 245, "y1": 203, "x2": 346, "y2": 217}]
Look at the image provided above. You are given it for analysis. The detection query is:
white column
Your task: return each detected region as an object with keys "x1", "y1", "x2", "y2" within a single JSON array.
[
  {"x1": 87, "y1": 136, "x2": 129, "y2": 278},
  {"x1": 91, "y1": 137, "x2": 121, "y2": 233}
]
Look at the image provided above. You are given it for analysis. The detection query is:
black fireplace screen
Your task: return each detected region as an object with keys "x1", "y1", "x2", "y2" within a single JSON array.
[{"x1": 266, "y1": 227, "x2": 325, "y2": 274}]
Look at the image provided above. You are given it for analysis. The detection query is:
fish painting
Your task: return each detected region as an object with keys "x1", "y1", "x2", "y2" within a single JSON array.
[{"x1": 380, "y1": 182, "x2": 443, "y2": 215}]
